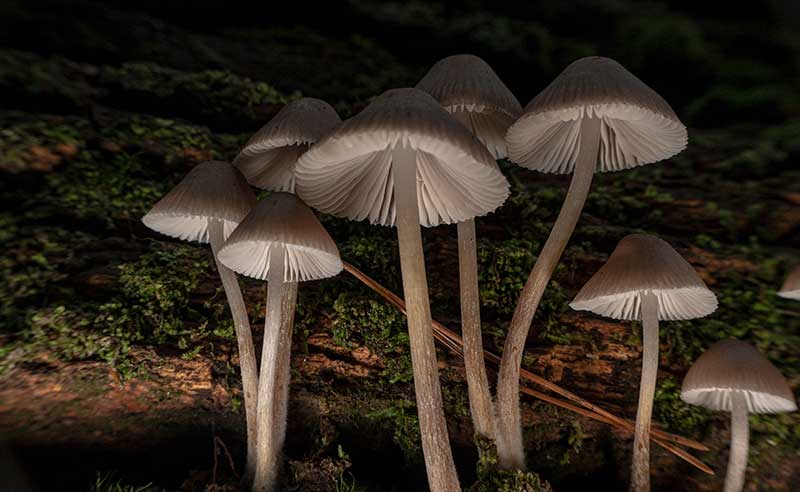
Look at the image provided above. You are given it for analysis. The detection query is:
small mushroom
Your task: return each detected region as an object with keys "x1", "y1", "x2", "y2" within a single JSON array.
[
  {"x1": 777, "y1": 265, "x2": 800, "y2": 300},
  {"x1": 497, "y1": 56, "x2": 688, "y2": 470},
  {"x1": 681, "y1": 340, "x2": 797, "y2": 492},
  {"x1": 141, "y1": 161, "x2": 259, "y2": 479},
  {"x1": 296, "y1": 88, "x2": 509, "y2": 492},
  {"x1": 570, "y1": 234, "x2": 717, "y2": 492},
  {"x1": 234, "y1": 98, "x2": 341, "y2": 192},
  {"x1": 218, "y1": 192, "x2": 342, "y2": 492},
  {"x1": 416, "y1": 54, "x2": 522, "y2": 443}
]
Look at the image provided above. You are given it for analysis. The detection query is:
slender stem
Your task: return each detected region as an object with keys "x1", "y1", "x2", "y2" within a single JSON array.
[
  {"x1": 630, "y1": 292, "x2": 660, "y2": 492},
  {"x1": 724, "y1": 392, "x2": 749, "y2": 492},
  {"x1": 496, "y1": 115, "x2": 602, "y2": 469},
  {"x1": 392, "y1": 146, "x2": 461, "y2": 492},
  {"x1": 252, "y1": 246, "x2": 295, "y2": 492},
  {"x1": 457, "y1": 219, "x2": 497, "y2": 441},
  {"x1": 342, "y1": 261, "x2": 715, "y2": 475},
  {"x1": 208, "y1": 219, "x2": 259, "y2": 481}
]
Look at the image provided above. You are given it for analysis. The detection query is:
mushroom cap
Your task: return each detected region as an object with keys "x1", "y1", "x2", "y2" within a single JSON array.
[
  {"x1": 507, "y1": 56, "x2": 687, "y2": 174},
  {"x1": 295, "y1": 88, "x2": 509, "y2": 227},
  {"x1": 234, "y1": 98, "x2": 341, "y2": 192},
  {"x1": 218, "y1": 192, "x2": 342, "y2": 282},
  {"x1": 777, "y1": 265, "x2": 800, "y2": 300},
  {"x1": 570, "y1": 234, "x2": 718, "y2": 321},
  {"x1": 415, "y1": 54, "x2": 522, "y2": 158},
  {"x1": 142, "y1": 161, "x2": 256, "y2": 243},
  {"x1": 681, "y1": 339, "x2": 797, "y2": 414}
]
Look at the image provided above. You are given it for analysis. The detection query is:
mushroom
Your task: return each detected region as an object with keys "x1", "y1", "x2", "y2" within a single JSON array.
[
  {"x1": 218, "y1": 192, "x2": 342, "y2": 492},
  {"x1": 295, "y1": 88, "x2": 509, "y2": 492},
  {"x1": 570, "y1": 234, "x2": 718, "y2": 492},
  {"x1": 497, "y1": 56, "x2": 688, "y2": 470},
  {"x1": 681, "y1": 339, "x2": 797, "y2": 492},
  {"x1": 777, "y1": 265, "x2": 800, "y2": 300},
  {"x1": 416, "y1": 54, "x2": 522, "y2": 443},
  {"x1": 234, "y1": 98, "x2": 341, "y2": 192},
  {"x1": 141, "y1": 161, "x2": 259, "y2": 478}
]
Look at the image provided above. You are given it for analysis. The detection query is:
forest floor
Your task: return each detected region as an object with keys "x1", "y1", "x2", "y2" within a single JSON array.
[{"x1": 0, "y1": 1, "x2": 799, "y2": 491}]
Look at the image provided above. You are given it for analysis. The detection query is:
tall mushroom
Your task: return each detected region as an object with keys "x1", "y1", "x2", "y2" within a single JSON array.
[
  {"x1": 416, "y1": 54, "x2": 522, "y2": 443},
  {"x1": 218, "y1": 192, "x2": 343, "y2": 492},
  {"x1": 141, "y1": 161, "x2": 259, "y2": 478},
  {"x1": 570, "y1": 234, "x2": 718, "y2": 492},
  {"x1": 777, "y1": 265, "x2": 800, "y2": 300},
  {"x1": 234, "y1": 98, "x2": 341, "y2": 192},
  {"x1": 497, "y1": 56, "x2": 688, "y2": 470},
  {"x1": 296, "y1": 88, "x2": 509, "y2": 492},
  {"x1": 681, "y1": 340, "x2": 797, "y2": 492}
]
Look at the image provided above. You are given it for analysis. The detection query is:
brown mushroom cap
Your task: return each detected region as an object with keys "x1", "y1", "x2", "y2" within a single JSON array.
[
  {"x1": 681, "y1": 339, "x2": 797, "y2": 414},
  {"x1": 142, "y1": 161, "x2": 256, "y2": 243},
  {"x1": 777, "y1": 265, "x2": 800, "y2": 300},
  {"x1": 570, "y1": 234, "x2": 717, "y2": 321},
  {"x1": 415, "y1": 54, "x2": 522, "y2": 159},
  {"x1": 234, "y1": 98, "x2": 341, "y2": 192},
  {"x1": 217, "y1": 192, "x2": 342, "y2": 282},
  {"x1": 295, "y1": 88, "x2": 509, "y2": 227},
  {"x1": 507, "y1": 56, "x2": 687, "y2": 174}
]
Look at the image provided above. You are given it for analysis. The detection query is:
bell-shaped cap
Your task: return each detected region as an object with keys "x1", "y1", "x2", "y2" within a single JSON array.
[
  {"x1": 218, "y1": 192, "x2": 342, "y2": 282},
  {"x1": 142, "y1": 161, "x2": 256, "y2": 243},
  {"x1": 295, "y1": 88, "x2": 509, "y2": 227},
  {"x1": 234, "y1": 98, "x2": 341, "y2": 192},
  {"x1": 570, "y1": 234, "x2": 717, "y2": 321},
  {"x1": 415, "y1": 54, "x2": 522, "y2": 159},
  {"x1": 777, "y1": 266, "x2": 800, "y2": 300},
  {"x1": 507, "y1": 56, "x2": 687, "y2": 174},
  {"x1": 681, "y1": 339, "x2": 797, "y2": 414}
]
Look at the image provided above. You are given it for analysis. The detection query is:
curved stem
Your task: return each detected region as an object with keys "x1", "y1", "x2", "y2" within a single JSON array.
[
  {"x1": 252, "y1": 246, "x2": 296, "y2": 492},
  {"x1": 457, "y1": 219, "x2": 496, "y2": 441},
  {"x1": 724, "y1": 392, "x2": 749, "y2": 492},
  {"x1": 208, "y1": 219, "x2": 259, "y2": 482},
  {"x1": 630, "y1": 292, "x2": 659, "y2": 492},
  {"x1": 496, "y1": 115, "x2": 602, "y2": 469},
  {"x1": 392, "y1": 146, "x2": 461, "y2": 492}
]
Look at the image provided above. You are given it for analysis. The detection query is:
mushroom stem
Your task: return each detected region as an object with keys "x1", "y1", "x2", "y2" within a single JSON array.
[
  {"x1": 208, "y1": 219, "x2": 259, "y2": 482},
  {"x1": 252, "y1": 246, "x2": 297, "y2": 492},
  {"x1": 496, "y1": 114, "x2": 602, "y2": 469},
  {"x1": 457, "y1": 218, "x2": 496, "y2": 441},
  {"x1": 724, "y1": 392, "x2": 749, "y2": 492},
  {"x1": 630, "y1": 291, "x2": 659, "y2": 492},
  {"x1": 392, "y1": 146, "x2": 461, "y2": 492}
]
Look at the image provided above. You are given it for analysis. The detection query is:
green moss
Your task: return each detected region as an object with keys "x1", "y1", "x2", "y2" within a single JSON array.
[
  {"x1": 365, "y1": 402, "x2": 422, "y2": 466},
  {"x1": 477, "y1": 238, "x2": 536, "y2": 318},
  {"x1": 332, "y1": 293, "x2": 412, "y2": 385},
  {"x1": 100, "y1": 62, "x2": 290, "y2": 122},
  {"x1": 653, "y1": 377, "x2": 710, "y2": 434},
  {"x1": 0, "y1": 114, "x2": 85, "y2": 172},
  {"x1": 469, "y1": 467, "x2": 553, "y2": 492}
]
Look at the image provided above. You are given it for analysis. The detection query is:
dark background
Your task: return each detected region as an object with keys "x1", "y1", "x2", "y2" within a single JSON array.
[{"x1": 0, "y1": 1, "x2": 798, "y2": 491}]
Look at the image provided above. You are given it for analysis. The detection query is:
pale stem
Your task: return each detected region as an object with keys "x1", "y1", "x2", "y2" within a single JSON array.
[
  {"x1": 208, "y1": 219, "x2": 259, "y2": 481},
  {"x1": 495, "y1": 115, "x2": 602, "y2": 469},
  {"x1": 457, "y1": 218, "x2": 496, "y2": 441},
  {"x1": 724, "y1": 392, "x2": 749, "y2": 492},
  {"x1": 252, "y1": 245, "x2": 296, "y2": 492},
  {"x1": 392, "y1": 146, "x2": 461, "y2": 492},
  {"x1": 630, "y1": 291, "x2": 659, "y2": 492}
]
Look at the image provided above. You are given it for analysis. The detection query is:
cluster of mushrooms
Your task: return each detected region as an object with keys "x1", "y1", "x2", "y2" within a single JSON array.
[{"x1": 142, "y1": 55, "x2": 798, "y2": 492}]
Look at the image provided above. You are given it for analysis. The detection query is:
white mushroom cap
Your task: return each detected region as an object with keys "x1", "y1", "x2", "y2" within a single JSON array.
[
  {"x1": 507, "y1": 56, "x2": 687, "y2": 174},
  {"x1": 234, "y1": 98, "x2": 341, "y2": 192},
  {"x1": 217, "y1": 192, "x2": 342, "y2": 282},
  {"x1": 777, "y1": 265, "x2": 800, "y2": 300},
  {"x1": 681, "y1": 339, "x2": 797, "y2": 414},
  {"x1": 295, "y1": 88, "x2": 509, "y2": 227},
  {"x1": 415, "y1": 54, "x2": 522, "y2": 158},
  {"x1": 142, "y1": 161, "x2": 256, "y2": 243},
  {"x1": 570, "y1": 234, "x2": 718, "y2": 321}
]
